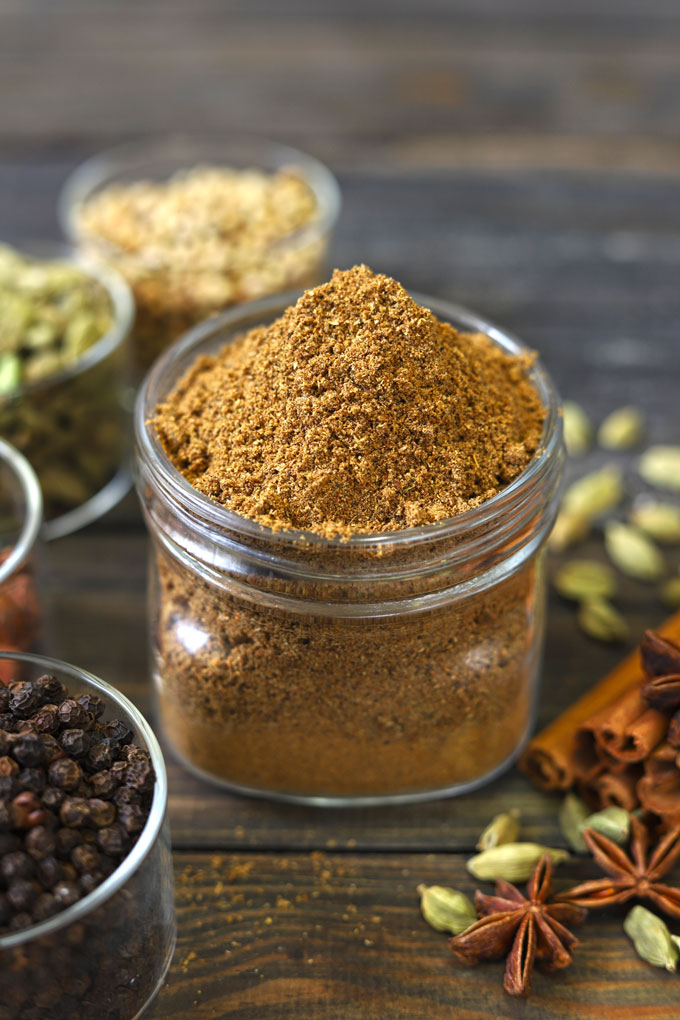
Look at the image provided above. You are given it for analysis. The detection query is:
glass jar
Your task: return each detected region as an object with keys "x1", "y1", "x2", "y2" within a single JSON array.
[
  {"x1": 0, "y1": 243, "x2": 134, "y2": 539},
  {"x1": 0, "y1": 438, "x2": 43, "y2": 682},
  {"x1": 0, "y1": 651, "x2": 175, "y2": 1020},
  {"x1": 60, "y1": 135, "x2": 341, "y2": 373},
  {"x1": 135, "y1": 293, "x2": 564, "y2": 806}
]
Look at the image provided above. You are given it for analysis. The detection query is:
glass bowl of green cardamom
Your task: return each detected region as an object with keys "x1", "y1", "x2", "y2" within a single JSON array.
[{"x1": 0, "y1": 241, "x2": 134, "y2": 539}]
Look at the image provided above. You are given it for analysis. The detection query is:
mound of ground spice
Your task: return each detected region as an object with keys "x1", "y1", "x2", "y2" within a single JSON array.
[{"x1": 153, "y1": 265, "x2": 544, "y2": 537}]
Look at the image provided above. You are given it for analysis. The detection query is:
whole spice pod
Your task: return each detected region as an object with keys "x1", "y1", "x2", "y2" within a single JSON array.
[
  {"x1": 562, "y1": 401, "x2": 592, "y2": 457},
  {"x1": 548, "y1": 509, "x2": 591, "y2": 553},
  {"x1": 562, "y1": 465, "x2": 623, "y2": 520},
  {"x1": 638, "y1": 446, "x2": 680, "y2": 492},
  {"x1": 467, "y1": 843, "x2": 569, "y2": 883},
  {"x1": 553, "y1": 559, "x2": 616, "y2": 603},
  {"x1": 559, "y1": 792, "x2": 591, "y2": 853},
  {"x1": 578, "y1": 598, "x2": 628, "y2": 643},
  {"x1": 598, "y1": 406, "x2": 644, "y2": 451},
  {"x1": 630, "y1": 502, "x2": 680, "y2": 545},
  {"x1": 417, "y1": 884, "x2": 477, "y2": 935},
  {"x1": 605, "y1": 521, "x2": 665, "y2": 583},
  {"x1": 476, "y1": 809, "x2": 520, "y2": 851},
  {"x1": 624, "y1": 905, "x2": 678, "y2": 972},
  {"x1": 581, "y1": 806, "x2": 630, "y2": 846}
]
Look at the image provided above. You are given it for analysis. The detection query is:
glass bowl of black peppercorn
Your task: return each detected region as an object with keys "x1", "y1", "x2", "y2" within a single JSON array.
[{"x1": 0, "y1": 651, "x2": 175, "y2": 1020}]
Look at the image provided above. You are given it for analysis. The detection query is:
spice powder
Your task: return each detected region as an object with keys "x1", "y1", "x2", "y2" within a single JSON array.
[{"x1": 150, "y1": 266, "x2": 548, "y2": 796}]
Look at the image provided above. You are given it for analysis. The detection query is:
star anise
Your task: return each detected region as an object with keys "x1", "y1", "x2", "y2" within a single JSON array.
[
  {"x1": 557, "y1": 816, "x2": 680, "y2": 918},
  {"x1": 449, "y1": 854, "x2": 587, "y2": 997}
]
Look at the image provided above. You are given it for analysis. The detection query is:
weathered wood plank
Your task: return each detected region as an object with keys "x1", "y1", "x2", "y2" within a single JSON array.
[{"x1": 147, "y1": 850, "x2": 680, "y2": 1019}]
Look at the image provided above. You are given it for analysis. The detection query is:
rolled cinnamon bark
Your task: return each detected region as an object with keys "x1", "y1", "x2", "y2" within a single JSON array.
[
  {"x1": 519, "y1": 612, "x2": 680, "y2": 791},
  {"x1": 594, "y1": 688, "x2": 667, "y2": 763},
  {"x1": 636, "y1": 742, "x2": 680, "y2": 816},
  {"x1": 589, "y1": 765, "x2": 642, "y2": 812}
]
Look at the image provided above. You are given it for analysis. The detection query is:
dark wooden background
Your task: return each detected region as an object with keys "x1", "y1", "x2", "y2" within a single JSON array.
[{"x1": 3, "y1": 1, "x2": 680, "y2": 1016}]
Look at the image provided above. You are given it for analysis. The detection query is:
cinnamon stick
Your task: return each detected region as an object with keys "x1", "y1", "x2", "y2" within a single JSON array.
[
  {"x1": 593, "y1": 688, "x2": 667, "y2": 763},
  {"x1": 587, "y1": 765, "x2": 642, "y2": 812},
  {"x1": 519, "y1": 611, "x2": 680, "y2": 791}
]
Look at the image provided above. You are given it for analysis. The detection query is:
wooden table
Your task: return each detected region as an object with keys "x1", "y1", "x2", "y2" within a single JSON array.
[{"x1": 3, "y1": 2, "x2": 680, "y2": 1016}]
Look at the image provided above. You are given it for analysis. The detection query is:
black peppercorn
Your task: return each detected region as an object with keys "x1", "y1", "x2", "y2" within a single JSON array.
[
  {"x1": 30, "y1": 704, "x2": 59, "y2": 734},
  {"x1": 87, "y1": 737, "x2": 119, "y2": 771},
  {"x1": 32, "y1": 891, "x2": 59, "y2": 921},
  {"x1": 17, "y1": 767, "x2": 46, "y2": 794},
  {"x1": 71, "y1": 844, "x2": 100, "y2": 874},
  {"x1": 8, "y1": 681, "x2": 40, "y2": 718},
  {"x1": 97, "y1": 824, "x2": 127, "y2": 857},
  {"x1": 0, "y1": 755, "x2": 19, "y2": 778},
  {"x1": 7, "y1": 877, "x2": 38, "y2": 912},
  {"x1": 104, "y1": 719, "x2": 133, "y2": 744},
  {"x1": 57, "y1": 700, "x2": 89, "y2": 729},
  {"x1": 59, "y1": 728, "x2": 92, "y2": 758},
  {"x1": 39, "y1": 732, "x2": 64, "y2": 763},
  {"x1": 34, "y1": 673, "x2": 66, "y2": 702},
  {"x1": 113, "y1": 785, "x2": 139, "y2": 808},
  {"x1": 36, "y1": 854, "x2": 64, "y2": 888},
  {"x1": 55, "y1": 827, "x2": 81, "y2": 859},
  {"x1": 41, "y1": 785, "x2": 65, "y2": 811},
  {"x1": 117, "y1": 802, "x2": 145, "y2": 834},
  {"x1": 0, "y1": 728, "x2": 13, "y2": 755},
  {"x1": 48, "y1": 757, "x2": 82, "y2": 791},
  {"x1": 52, "y1": 879, "x2": 80, "y2": 909},
  {"x1": 87, "y1": 798, "x2": 115, "y2": 829},
  {"x1": 11, "y1": 790, "x2": 45, "y2": 828},
  {"x1": 1, "y1": 850, "x2": 35, "y2": 881},
  {"x1": 0, "y1": 831, "x2": 20, "y2": 855},
  {"x1": 77, "y1": 693, "x2": 105, "y2": 719},
  {"x1": 90, "y1": 769, "x2": 119, "y2": 798},
  {"x1": 25, "y1": 825, "x2": 56, "y2": 861},
  {"x1": 13, "y1": 732, "x2": 46, "y2": 767},
  {"x1": 60, "y1": 797, "x2": 92, "y2": 828},
  {"x1": 0, "y1": 774, "x2": 19, "y2": 800}
]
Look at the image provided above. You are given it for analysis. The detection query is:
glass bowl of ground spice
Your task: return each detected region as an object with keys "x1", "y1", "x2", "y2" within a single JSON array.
[
  {"x1": 135, "y1": 266, "x2": 564, "y2": 805},
  {"x1": 0, "y1": 439, "x2": 43, "y2": 684},
  {"x1": 0, "y1": 651, "x2": 175, "y2": 1020},
  {"x1": 60, "y1": 134, "x2": 341, "y2": 373},
  {"x1": 0, "y1": 242, "x2": 134, "y2": 538}
]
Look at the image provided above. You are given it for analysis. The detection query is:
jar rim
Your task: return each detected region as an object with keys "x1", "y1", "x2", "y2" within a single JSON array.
[
  {"x1": 135, "y1": 288, "x2": 563, "y2": 551},
  {"x1": 0, "y1": 438, "x2": 43, "y2": 582},
  {"x1": 0, "y1": 650, "x2": 168, "y2": 950},
  {"x1": 0, "y1": 240, "x2": 134, "y2": 399},
  {"x1": 58, "y1": 132, "x2": 341, "y2": 265}
]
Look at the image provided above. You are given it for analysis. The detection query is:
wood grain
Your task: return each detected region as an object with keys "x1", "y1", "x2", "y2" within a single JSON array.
[{"x1": 147, "y1": 850, "x2": 680, "y2": 1019}]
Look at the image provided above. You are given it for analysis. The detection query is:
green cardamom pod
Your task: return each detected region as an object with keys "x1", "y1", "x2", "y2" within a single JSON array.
[
  {"x1": 605, "y1": 521, "x2": 665, "y2": 583},
  {"x1": 563, "y1": 401, "x2": 592, "y2": 457},
  {"x1": 578, "y1": 598, "x2": 629, "y2": 643},
  {"x1": 467, "y1": 843, "x2": 569, "y2": 883},
  {"x1": 417, "y1": 884, "x2": 477, "y2": 935},
  {"x1": 562, "y1": 465, "x2": 623, "y2": 520},
  {"x1": 624, "y1": 905, "x2": 678, "y2": 972},
  {"x1": 558, "y1": 793, "x2": 591, "y2": 853},
  {"x1": 630, "y1": 501, "x2": 680, "y2": 544},
  {"x1": 548, "y1": 509, "x2": 591, "y2": 553},
  {"x1": 581, "y1": 806, "x2": 630, "y2": 845},
  {"x1": 598, "y1": 406, "x2": 644, "y2": 450},
  {"x1": 476, "y1": 809, "x2": 520, "y2": 851},
  {"x1": 661, "y1": 577, "x2": 680, "y2": 609},
  {"x1": 638, "y1": 446, "x2": 680, "y2": 492},
  {"x1": 553, "y1": 559, "x2": 616, "y2": 603}
]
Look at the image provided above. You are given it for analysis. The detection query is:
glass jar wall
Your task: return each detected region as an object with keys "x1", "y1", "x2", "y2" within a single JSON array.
[{"x1": 135, "y1": 293, "x2": 564, "y2": 805}]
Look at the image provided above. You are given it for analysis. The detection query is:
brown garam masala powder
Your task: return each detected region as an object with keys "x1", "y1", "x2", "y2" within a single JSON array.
[{"x1": 150, "y1": 266, "x2": 548, "y2": 797}]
